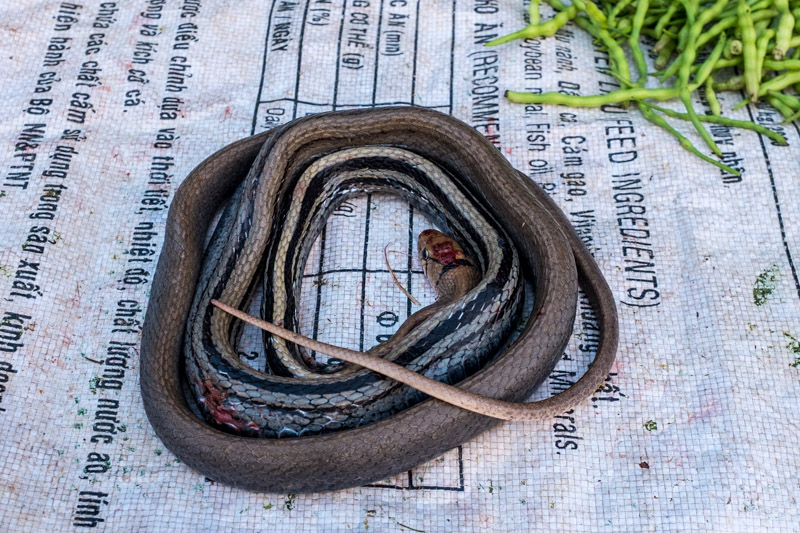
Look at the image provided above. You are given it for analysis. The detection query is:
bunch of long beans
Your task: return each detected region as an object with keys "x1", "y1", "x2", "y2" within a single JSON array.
[{"x1": 489, "y1": 0, "x2": 798, "y2": 175}]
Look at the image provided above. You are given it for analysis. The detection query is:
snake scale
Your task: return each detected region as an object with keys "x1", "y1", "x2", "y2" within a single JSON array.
[{"x1": 140, "y1": 107, "x2": 619, "y2": 493}]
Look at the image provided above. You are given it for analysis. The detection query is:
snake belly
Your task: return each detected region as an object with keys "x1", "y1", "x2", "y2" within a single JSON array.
[
  {"x1": 184, "y1": 146, "x2": 522, "y2": 438},
  {"x1": 140, "y1": 107, "x2": 619, "y2": 493}
]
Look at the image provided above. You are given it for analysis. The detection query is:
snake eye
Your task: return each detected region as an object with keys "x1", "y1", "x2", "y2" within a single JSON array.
[{"x1": 421, "y1": 249, "x2": 429, "y2": 260}]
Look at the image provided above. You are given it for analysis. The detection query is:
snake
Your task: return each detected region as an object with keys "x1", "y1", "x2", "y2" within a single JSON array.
[{"x1": 140, "y1": 106, "x2": 619, "y2": 493}]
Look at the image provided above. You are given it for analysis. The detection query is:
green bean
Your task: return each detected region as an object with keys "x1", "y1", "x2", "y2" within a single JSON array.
[
  {"x1": 738, "y1": 0, "x2": 759, "y2": 100},
  {"x1": 679, "y1": 88, "x2": 721, "y2": 156},
  {"x1": 676, "y1": 19, "x2": 691, "y2": 51},
  {"x1": 697, "y1": 9, "x2": 777, "y2": 50},
  {"x1": 713, "y1": 74, "x2": 744, "y2": 90},
  {"x1": 680, "y1": 0, "x2": 696, "y2": 26},
  {"x1": 655, "y1": 36, "x2": 678, "y2": 69},
  {"x1": 486, "y1": 5, "x2": 578, "y2": 45},
  {"x1": 615, "y1": 18, "x2": 633, "y2": 33},
  {"x1": 731, "y1": 97, "x2": 749, "y2": 110},
  {"x1": 783, "y1": 107, "x2": 800, "y2": 124},
  {"x1": 767, "y1": 94, "x2": 795, "y2": 117},
  {"x1": 629, "y1": 0, "x2": 651, "y2": 82},
  {"x1": 563, "y1": 3, "x2": 633, "y2": 85},
  {"x1": 661, "y1": 27, "x2": 679, "y2": 38},
  {"x1": 640, "y1": 101, "x2": 788, "y2": 144},
  {"x1": 659, "y1": 7, "x2": 768, "y2": 82},
  {"x1": 773, "y1": 0, "x2": 794, "y2": 59},
  {"x1": 497, "y1": 0, "x2": 799, "y2": 171},
  {"x1": 720, "y1": 0, "x2": 770, "y2": 19},
  {"x1": 505, "y1": 88, "x2": 680, "y2": 106},
  {"x1": 609, "y1": 0, "x2": 635, "y2": 26},
  {"x1": 677, "y1": 0, "x2": 726, "y2": 156},
  {"x1": 658, "y1": 48, "x2": 684, "y2": 81},
  {"x1": 655, "y1": 0, "x2": 681, "y2": 35},
  {"x1": 529, "y1": 0, "x2": 542, "y2": 25},
  {"x1": 763, "y1": 59, "x2": 800, "y2": 70},
  {"x1": 586, "y1": 0, "x2": 608, "y2": 24},
  {"x1": 644, "y1": 13, "x2": 669, "y2": 26},
  {"x1": 653, "y1": 30, "x2": 674, "y2": 52},
  {"x1": 690, "y1": 56, "x2": 743, "y2": 71},
  {"x1": 705, "y1": 77, "x2": 722, "y2": 116},
  {"x1": 689, "y1": 34, "x2": 727, "y2": 90},
  {"x1": 755, "y1": 28, "x2": 775, "y2": 83},
  {"x1": 758, "y1": 70, "x2": 800, "y2": 94},
  {"x1": 637, "y1": 104, "x2": 741, "y2": 175},
  {"x1": 767, "y1": 90, "x2": 800, "y2": 110},
  {"x1": 572, "y1": 0, "x2": 609, "y2": 27}
]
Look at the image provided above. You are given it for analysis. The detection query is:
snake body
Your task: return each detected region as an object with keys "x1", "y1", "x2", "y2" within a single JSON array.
[
  {"x1": 140, "y1": 107, "x2": 619, "y2": 493},
  {"x1": 184, "y1": 146, "x2": 522, "y2": 438}
]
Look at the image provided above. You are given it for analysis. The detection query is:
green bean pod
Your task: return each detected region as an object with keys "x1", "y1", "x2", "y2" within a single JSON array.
[
  {"x1": 629, "y1": 0, "x2": 651, "y2": 82},
  {"x1": 655, "y1": 36, "x2": 678, "y2": 69},
  {"x1": 609, "y1": 0, "x2": 635, "y2": 26},
  {"x1": 773, "y1": 0, "x2": 794, "y2": 60},
  {"x1": 783, "y1": 107, "x2": 800, "y2": 124},
  {"x1": 676, "y1": 0, "x2": 727, "y2": 155},
  {"x1": 738, "y1": 0, "x2": 759, "y2": 101},
  {"x1": 655, "y1": 0, "x2": 681, "y2": 35},
  {"x1": 505, "y1": 87, "x2": 679, "y2": 106},
  {"x1": 758, "y1": 71, "x2": 800, "y2": 94},
  {"x1": 641, "y1": 101, "x2": 787, "y2": 144},
  {"x1": 638, "y1": 103, "x2": 740, "y2": 175},
  {"x1": 689, "y1": 34, "x2": 727, "y2": 90},
  {"x1": 653, "y1": 31, "x2": 674, "y2": 52},
  {"x1": 499, "y1": 0, "x2": 796, "y2": 168},
  {"x1": 764, "y1": 58, "x2": 800, "y2": 70},
  {"x1": 572, "y1": 0, "x2": 609, "y2": 26},
  {"x1": 696, "y1": 9, "x2": 777, "y2": 51},
  {"x1": 767, "y1": 90, "x2": 800, "y2": 111},
  {"x1": 767, "y1": 94, "x2": 794, "y2": 117},
  {"x1": 705, "y1": 77, "x2": 722, "y2": 116},
  {"x1": 485, "y1": 5, "x2": 579, "y2": 46},
  {"x1": 529, "y1": 0, "x2": 542, "y2": 25},
  {"x1": 755, "y1": 28, "x2": 775, "y2": 82}
]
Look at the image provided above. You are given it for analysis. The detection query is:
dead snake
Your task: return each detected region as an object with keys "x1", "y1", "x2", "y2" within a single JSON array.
[{"x1": 140, "y1": 107, "x2": 619, "y2": 493}]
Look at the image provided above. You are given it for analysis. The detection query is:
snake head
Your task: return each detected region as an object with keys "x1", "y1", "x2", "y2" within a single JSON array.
[{"x1": 417, "y1": 229, "x2": 479, "y2": 297}]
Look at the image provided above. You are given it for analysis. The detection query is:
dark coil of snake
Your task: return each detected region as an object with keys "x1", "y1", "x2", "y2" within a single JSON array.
[{"x1": 140, "y1": 107, "x2": 619, "y2": 493}]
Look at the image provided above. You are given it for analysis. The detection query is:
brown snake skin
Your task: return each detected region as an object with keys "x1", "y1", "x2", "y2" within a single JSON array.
[{"x1": 139, "y1": 107, "x2": 619, "y2": 493}]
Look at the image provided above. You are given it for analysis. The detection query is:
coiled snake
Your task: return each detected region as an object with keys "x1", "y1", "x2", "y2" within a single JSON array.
[{"x1": 140, "y1": 107, "x2": 619, "y2": 493}]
